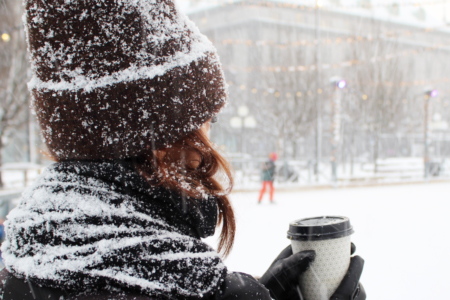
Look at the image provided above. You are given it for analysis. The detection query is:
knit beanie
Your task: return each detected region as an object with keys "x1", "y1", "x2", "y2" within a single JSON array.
[{"x1": 24, "y1": 0, "x2": 227, "y2": 160}]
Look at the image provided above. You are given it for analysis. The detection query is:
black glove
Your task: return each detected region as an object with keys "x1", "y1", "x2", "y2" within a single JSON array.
[
  {"x1": 329, "y1": 242, "x2": 365, "y2": 300},
  {"x1": 258, "y1": 245, "x2": 315, "y2": 300},
  {"x1": 259, "y1": 243, "x2": 366, "y2": 300},
  {"x1": 330, "y1": 253, "x2": 366, "y2": 300},
  {"x1": 216, "y1": 272, "x2": 273, "y2": 300}
]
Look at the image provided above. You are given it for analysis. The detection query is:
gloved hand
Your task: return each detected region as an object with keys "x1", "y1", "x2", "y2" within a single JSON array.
[
  {"x1": 259, "y1": 243, "x2": 366, "y2": 300},
  {"x1": 330, "y1": 243, "x2": 366, "y2": 300},
  {"x1": 258, "y1": 245, "x2": 315, "y2": 300}
]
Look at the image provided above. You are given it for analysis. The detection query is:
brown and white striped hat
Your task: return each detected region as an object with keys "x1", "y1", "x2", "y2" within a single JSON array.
[{"x1": 24, "y1": 0, "x2": 227, "y2": 160}]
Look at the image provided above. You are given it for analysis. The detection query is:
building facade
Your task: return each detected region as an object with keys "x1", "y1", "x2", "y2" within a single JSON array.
[{"x1": 187, "y1": 1, "x2": 450, "y2": 165}]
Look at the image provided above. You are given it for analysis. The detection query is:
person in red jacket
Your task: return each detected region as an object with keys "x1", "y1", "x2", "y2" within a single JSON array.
[{"x1": 258, "y1": 152, "x2": 278, "y2": 203}]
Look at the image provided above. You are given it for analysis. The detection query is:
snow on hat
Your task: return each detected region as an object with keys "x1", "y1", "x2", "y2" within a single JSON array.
[{"x1": 24, "y1": 0, "x2": 227, "y2": 160}]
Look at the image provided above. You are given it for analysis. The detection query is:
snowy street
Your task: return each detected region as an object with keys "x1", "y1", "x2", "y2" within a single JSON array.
[{"x1": 205, "y1": 182, "x2": 450, "y2": 300}]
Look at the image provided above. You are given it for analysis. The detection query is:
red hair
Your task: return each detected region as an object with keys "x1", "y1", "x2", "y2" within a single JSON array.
[{"x1": 133, "y1": 129, "x2": 236, "y2": 257}]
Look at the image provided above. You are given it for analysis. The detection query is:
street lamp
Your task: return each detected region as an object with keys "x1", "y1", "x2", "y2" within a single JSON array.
[
  {"x1": 424, "y1": 88, "x2": 438, "y2": 179},
  {"x1": 314, "y1": 0, "x2": 322, "y2": 181},
  {"x1": 1, "y1": 33, "x2": 11, "y2": 43},
  {"x1": 330, "y1": 76, "x2": 347, "y2": 89},
  {"x1": 237, "y1": 106, "x2": 249, "y2": 118},
  {"x1": 336, "y1": 79, "x2": 347, "y2": 89},
  {"x1": 429, "y1": 89, "x2": 438, "y2": 98},
  {"x1": 329, "y1": 76, "x2": 346, "y2": 182},
  {"x1": 230, "y1": 105, "x2": 257, "y2": 155}
]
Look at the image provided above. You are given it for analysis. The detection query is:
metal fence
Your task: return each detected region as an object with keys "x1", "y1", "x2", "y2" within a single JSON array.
[
  {"x1": 0, "y1": 190, "x2": 23, "y2": 219},
  {"x1": 230, "y1": 157, "x2": 450, "y2": 190}
]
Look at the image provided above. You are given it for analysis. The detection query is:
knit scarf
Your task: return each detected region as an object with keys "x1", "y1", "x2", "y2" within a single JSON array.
[{"x1": 1, "y1": 161, "x2": 227, "y2": 299}]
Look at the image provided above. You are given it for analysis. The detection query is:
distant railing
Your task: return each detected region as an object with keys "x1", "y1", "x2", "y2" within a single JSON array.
[
  {"x1": 0, "y1": 190, "x2": 23, "y2": 219},
  {"x1": 1, "y1": 158, "x2": 448, "y2": 194},
  {"x1": 230, "y1": 157, "x2": 450, "y2": 189},
  {"x1": 0, "y1": 162, "x2": 46, "y2": 187}
]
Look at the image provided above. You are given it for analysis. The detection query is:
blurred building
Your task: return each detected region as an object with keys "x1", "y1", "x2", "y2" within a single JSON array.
[{"x1": 187, "y1": 0, "x2": 450, "y2": 164}]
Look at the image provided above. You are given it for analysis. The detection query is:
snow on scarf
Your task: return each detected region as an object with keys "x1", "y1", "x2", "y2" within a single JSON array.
[{"x1": 1, "y1": 161, "x2": 227, "y2": 299}]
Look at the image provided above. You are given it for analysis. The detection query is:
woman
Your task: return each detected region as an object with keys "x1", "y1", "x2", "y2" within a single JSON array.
[{"x1": 0, "y1": 0, "x2": 365, "y2": 299}]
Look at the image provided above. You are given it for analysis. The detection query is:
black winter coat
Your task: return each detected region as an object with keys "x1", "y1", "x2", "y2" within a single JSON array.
[
  {"x1": 0, "y1": 161, "x2": 272, "y2": 300},
  {"x1": 0, "y1": 269, "x2": 270, "y2": 300}
]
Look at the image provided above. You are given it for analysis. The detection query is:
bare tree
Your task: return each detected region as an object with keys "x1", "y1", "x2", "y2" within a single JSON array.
[
  {"x1": 0, "y1": 0, "x2": 30, "y2": 187},
  {"x1": 342, "y1": 19, "x2": 410, "y2": 172}
]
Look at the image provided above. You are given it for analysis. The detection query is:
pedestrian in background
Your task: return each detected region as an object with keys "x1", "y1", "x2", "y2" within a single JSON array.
[{"x1": 258, "y1": 152, "x2": 277, "y2": 203}]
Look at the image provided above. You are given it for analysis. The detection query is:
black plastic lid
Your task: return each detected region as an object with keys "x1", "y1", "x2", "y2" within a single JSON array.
[{"x1": 287, "y1": 216, "x2": 354, "y2": 241}]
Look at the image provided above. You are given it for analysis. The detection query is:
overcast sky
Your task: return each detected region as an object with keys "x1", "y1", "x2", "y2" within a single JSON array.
[{"x1": 177, "y1": 0, "x2": 450, "y2": 27}]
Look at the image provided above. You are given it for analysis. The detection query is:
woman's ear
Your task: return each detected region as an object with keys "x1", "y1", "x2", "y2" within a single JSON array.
[{"x1": 185, "y1": 150, "x2": 202, "y2": 169}]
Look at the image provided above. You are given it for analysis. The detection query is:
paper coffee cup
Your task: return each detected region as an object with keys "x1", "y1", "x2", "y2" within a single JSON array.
[{"x1": 287, "y1": 216, "x2": 354, "y2": 300}]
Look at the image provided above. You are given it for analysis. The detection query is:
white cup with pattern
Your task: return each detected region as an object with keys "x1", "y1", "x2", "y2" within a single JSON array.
[{"x1": 287, "y1": 216, "x2": 354, "y2": 300}]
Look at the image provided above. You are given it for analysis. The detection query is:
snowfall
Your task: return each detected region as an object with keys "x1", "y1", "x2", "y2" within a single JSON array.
[{"x1": 204, "y1": 182, "x2": 450, "y2": 300}]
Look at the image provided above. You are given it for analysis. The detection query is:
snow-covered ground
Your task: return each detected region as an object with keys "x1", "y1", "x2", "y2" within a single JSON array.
[{"x1": 205, "y1": 182, "x2": 450, "y2": 300}]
